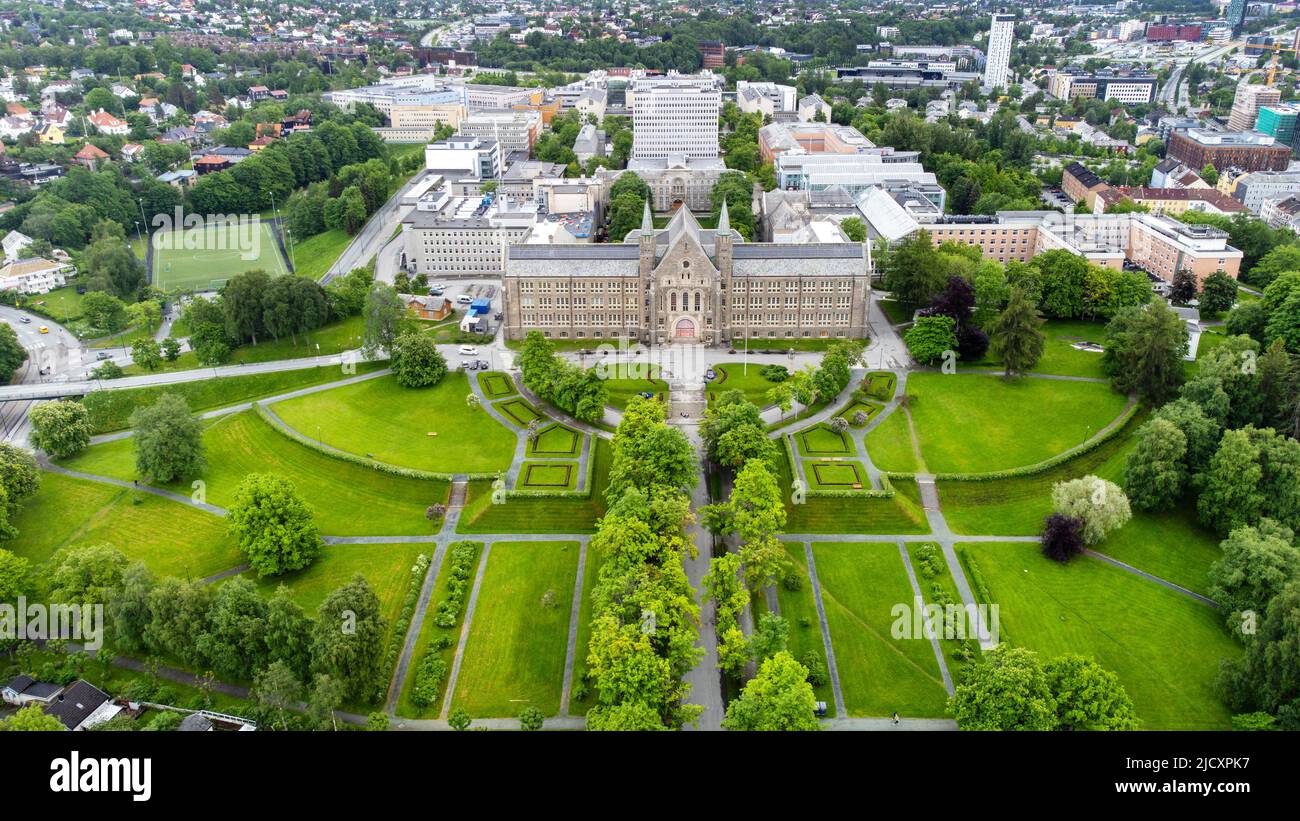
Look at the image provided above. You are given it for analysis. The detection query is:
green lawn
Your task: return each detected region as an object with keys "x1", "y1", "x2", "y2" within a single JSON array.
[
  {"x1": 964, "y1": 319, "x2": 1110, "y2": 379},
  {"x1": 1093, "y1": 506, "x2": 1222, "y2": 597},
  {"x1": 396, "y1": 541, "x2": 483, "y2": 719},
  {"x1": 936, "y1": 413, "x2": 1140, "y2": 536},
  {"x1": 526, "y1": 423, "x2": 581, "y2": 457},
  {"x1": 707, "y1": 362, "x2": 782, "y2": 407},
  {"x1": 289, "y1": 229, "x2": 352, "y2": 282},
  {"x1": 82, "y1": 362, "x2": 385, "y2": 434},
  {"x1": 479, "y1": 371, "x2": 517, "y2": 399},
  {"x1": 246, "y1": 543, "x2": 427, "y2": 643},
  {"x1": 958, "y1": 541, "x2": 1240, "y2": 729},
  {"x1": 270, "y1": 372, "x2": 516, "y2": 474},
  {"x1": 152, "y1": 221, "x2": 289, "y2": 292},
  {"x1": 518, "y1": 461, "x2": 579, "y2": 490},
  {"x1": 863, "y1": 408, "x2": 921, "y2": 473},
  {"x1": 451, "y1": 541, "x2": 580, "y2": 717},
  {"x1": 796, "y1": 424, "x2": 853, "y2": 456},
  {"x1": 807, "y1": 460, "x2": 868, "y2": 489},
  {"x1": 777, "y1": 452, "x2": 929, "y2": 534},
  {"x1": 874, "y1": 373, "x2": 1128, "y2": 474},
  {"x1": 20, "y1": 284, "x2": 86, "y2": 323},
  {"x1": 457, "y1": 438, "x2": 612, "y2": 534},
  {"x1": 568, "y1": 546, "x2": 605, "y2": 716},
  {"x1": 811, "y1": 542, "x2": 951, "y2": 717},
  {"x1": 877, "y1": 299, "x2": 917, "y2": 326},
  {"x1": 8, "y1": 471, "x2": 242, "y2": 580},
  {"x1": 61, "y1": 411, "x2": 450, "y2": 537},
  {"x1": 757, "y1": 544, "x2": 836, "y2": 713},
  {"x1": 907, "y1": 543, "x2": 977, "y2": 687},
  {"x1": 603, "y1": 375, "x2": 670, "y2": 411},
  {"x1": 495, "y1": 397, "x2": 545, "y2": 428}
]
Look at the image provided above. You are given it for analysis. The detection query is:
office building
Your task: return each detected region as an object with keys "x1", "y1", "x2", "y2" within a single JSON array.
[
  {"x1": 457, "y1": 111, "x2": 541, "y2": 154},
  {"x1": 699, "y1": 40, "x2": 725, "y2": 69},
  {"x1": 1167, "y1": 128, "x2": 1292, "y2": 172},
  {"x1": 1255, "y1": 103, "x2": 1300, "y2": 149},
  {"x1": 1226, "y1": 0, "x2": 1248, "y2": 37},
  {"x1": 1232, "y1": 170, "x2": 1300, "y2": 213},
  {"x1": 399, "y1": 187, "x2": 537, "y2": 278},
  {"x1": 629, "y1": 73, "x2": 721, "y2": 164},
  {"x1": 1049, "y1": 71, "x2": 1157, "y2": 104},
  {"x1": 423, "y1": 136, "x2": 501, "y2": 180}
]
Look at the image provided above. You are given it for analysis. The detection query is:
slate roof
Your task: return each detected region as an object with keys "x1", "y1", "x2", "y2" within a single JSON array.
[{"x1": 43, "y1": 680, "x2": 110, "y2": 730}]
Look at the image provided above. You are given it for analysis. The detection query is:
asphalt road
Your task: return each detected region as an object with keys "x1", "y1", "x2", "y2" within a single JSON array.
[{"x1": 323, "y1": 170, "x2": 433, "y2": 283}]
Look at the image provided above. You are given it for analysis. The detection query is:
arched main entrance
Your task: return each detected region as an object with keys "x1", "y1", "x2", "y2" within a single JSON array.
[{"x1": 674, "y1": 317, "x2": 697, "y2": 339}]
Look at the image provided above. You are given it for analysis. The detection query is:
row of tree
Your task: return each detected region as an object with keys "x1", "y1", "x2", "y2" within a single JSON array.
[
  {"x1": 582, "y1": 396, "x2": 701, "y2": 730},
  {"x1": 517, "y1": 331, "x2": 608, "y2": 423}
]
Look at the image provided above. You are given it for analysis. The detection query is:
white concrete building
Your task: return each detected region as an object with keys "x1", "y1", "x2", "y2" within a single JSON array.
[{"x1": 982, "y1": 14, "x2": 1016, "y2": 92}]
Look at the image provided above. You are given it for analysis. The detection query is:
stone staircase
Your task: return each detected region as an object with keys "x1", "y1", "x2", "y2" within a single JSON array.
[
  {"x1": 669, "y1": 378, "x2": 707, "y2": 422},
  {"x1": 448, "y1": 480, "x2": 468, "y2": 508}
]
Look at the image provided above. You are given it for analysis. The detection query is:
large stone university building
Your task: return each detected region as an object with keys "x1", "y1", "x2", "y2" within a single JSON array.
[{"x1": 502, "y1": 203, "x2": 871, "y2": 345}]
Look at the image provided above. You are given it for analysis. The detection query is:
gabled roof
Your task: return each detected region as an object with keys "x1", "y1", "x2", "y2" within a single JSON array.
[
  {"x1": 75, "y1": 143, "x2": 109, "y2": 160},
  {"x1": 43, "y1": 680, "x2": 110, "y2": 730}
]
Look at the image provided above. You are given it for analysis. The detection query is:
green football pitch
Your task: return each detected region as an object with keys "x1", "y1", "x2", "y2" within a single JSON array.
[{"x1": 150, "y1": 221, "x2": 290, "y2": 292}]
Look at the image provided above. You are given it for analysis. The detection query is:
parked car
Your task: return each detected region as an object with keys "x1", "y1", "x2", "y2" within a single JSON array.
[
  {"x1": 477, "y1": 360, "x2": 489, "y2": 370},
  {"x1": 428, "y1": 287, "x2": 444, "y2": 296},
  {"x1": 461, "y1": 360, "x2": 475, "y2": 371},
  {"x1": 456, "y1": 295, "x2": 474, "y2": 305},
  {"x1": 95, "y1": 352, "x2": 112, "y2": 360},
  {"x1": 458, "y1": 345, "x2": 479, "y2": 356}
]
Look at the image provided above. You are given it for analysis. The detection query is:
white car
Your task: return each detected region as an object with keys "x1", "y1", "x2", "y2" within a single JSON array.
[
  {"x1": 456, "y1": 295, "x2": 474, "y2": 305},
  {"x1": 458, "y1": 346, "x2": 479, "y2": 357}
]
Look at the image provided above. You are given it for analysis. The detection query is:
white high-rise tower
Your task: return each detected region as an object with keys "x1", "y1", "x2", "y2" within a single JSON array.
[{"x1": 982, "y1": 14, "x2": 1015, "y2": 92}]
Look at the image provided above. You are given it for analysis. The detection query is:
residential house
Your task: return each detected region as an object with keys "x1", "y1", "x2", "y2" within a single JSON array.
[
  {"x1": 74, "y1": 143, "x2": 110, "y2": 169},
  {"x1": 32, "y1": 122, "x2": 63, "y2": 144},
  {"x1": 406, "y1": 295, "x2": 454, "y2": 320},
  {"x1": 120, "y1": 143, "x2": 145, "y2": 162},
  {"x1": 1, "y1": 229, "x2": 32, "y2": 259},
  {"x1": 43, "y1": 680, "x2": 121, "y2": 731},
  {"x1": 157, "y1": 169, "x2": 197, "y2": 188},
  {"x1": 86, "y1": 109, "x2": 129, "y2": 136},
  {"x1": 0, "y1": 257, "x2": 71, "y2": 293},
  {"x1": 0, "y1": 116, "x2": 31, "y2": 140},
  {"x1": 248, "y1": 85, "x2": 271, "y2": 100},
  {"x1": 2, "y1": 675, "x2": 63, "y2": 707},
  {"x1": 109, "y1": 82, "x2": 134, "y2": 98}
]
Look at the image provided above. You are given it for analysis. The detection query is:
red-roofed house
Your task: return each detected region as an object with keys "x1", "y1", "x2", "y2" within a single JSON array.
[
  {"x1": 86, "y1": 109, "x2": 128, "y2": 136},
  {"x1": 74, "y1": 143, "x2": 109, "y2": 169}
]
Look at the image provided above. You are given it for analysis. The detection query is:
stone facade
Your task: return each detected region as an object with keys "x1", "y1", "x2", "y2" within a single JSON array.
[{"x1": 502, "y1": 204, "x2": 870, "y2": 345}]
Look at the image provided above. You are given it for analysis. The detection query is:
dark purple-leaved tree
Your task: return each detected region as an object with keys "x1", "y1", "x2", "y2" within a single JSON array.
[{"x1": 1041, "y1": 513, "x2": 1085, "y2": 563}]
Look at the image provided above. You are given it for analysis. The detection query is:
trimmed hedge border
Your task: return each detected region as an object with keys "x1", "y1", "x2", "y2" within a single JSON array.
[
  {"x1": 252, "y1": 401, "x2": 500, "y2": 481},
  {"x1": 880, "y1": 402, "x2": 1140, "y2": 483},
  {"x1": 504, "y1": 433, "x2": 597, "y2": 500},
  {"x1": 376, "y1": 552, "x2": 431, "y2": 703},
  {"x1": 785, "y1": 431, "x2": 897, "y2": 499}
]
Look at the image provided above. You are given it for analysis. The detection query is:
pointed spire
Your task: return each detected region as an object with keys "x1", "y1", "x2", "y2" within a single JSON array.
[
  {"x1": 717, "y1": 198, "x2": 730, "y2": 236},
  {"x1": 641, "y1": 198, "x2": 653, "y2": 233}
]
